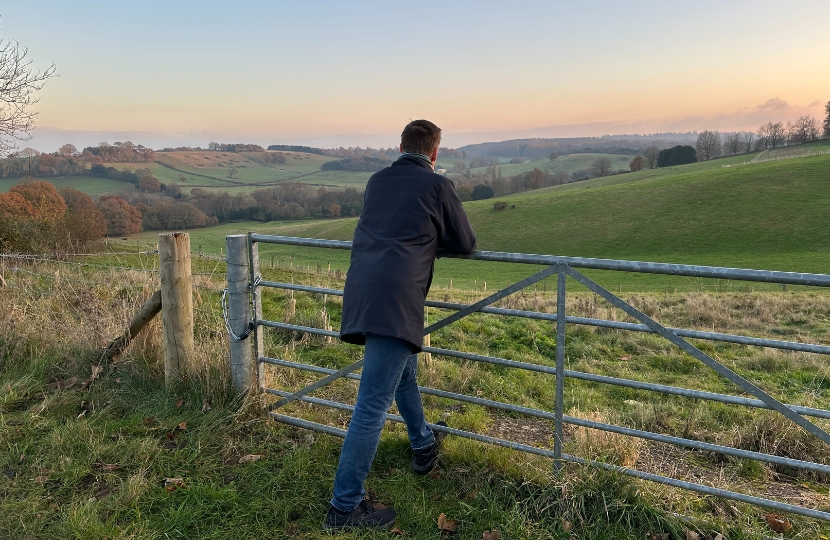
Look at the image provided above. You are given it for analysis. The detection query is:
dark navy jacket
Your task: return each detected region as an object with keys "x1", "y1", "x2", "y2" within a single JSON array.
[{"x1": 340, "y1": 155, "x2": 477, "y2": 352}]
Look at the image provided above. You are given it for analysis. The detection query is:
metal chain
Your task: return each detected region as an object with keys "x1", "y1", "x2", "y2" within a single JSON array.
[{"x1": 220, "y1": 275, "x2": 261, "y2": 341}]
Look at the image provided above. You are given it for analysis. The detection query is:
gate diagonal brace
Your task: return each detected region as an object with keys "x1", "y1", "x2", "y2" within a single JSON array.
[
  {"x1": 564, "y1": 265, "x2": 830, "y2": 446},
  {"x1": 268, "y1": 264, "x2": 560, "y2": 411}
]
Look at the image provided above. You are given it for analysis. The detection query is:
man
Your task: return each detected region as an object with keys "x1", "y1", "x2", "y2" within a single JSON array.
[{"x1": 325, "y1": 120, "x2": 477, "y2": 531}]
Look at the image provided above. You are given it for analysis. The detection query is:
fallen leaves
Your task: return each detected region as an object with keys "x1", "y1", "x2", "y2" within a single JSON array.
[
  {"x1": 764, "y1": 513, "x2": 793, "y2": 533},
  {"x1": 164, "y1": 477, "x2": 186, "y2": 492},
  {"x1": 620, "y1": 355, "x2": 632, "y2": 361},
  {"x1": 684, "y1": 528, "x2": 700, "y2": 540},
  {"x1": 78, "y1": 365, "x2": 104, "y2": 391},
  {"x1": 482, "y1": 530, "x2": 501, "y2": 540},
  {"x1": 201, "y1": 398, "x2": 211, "y2": 412},
  {"x1": 175, "y1": 397, "x2": 185, "y2": 408},
  {"x1": 237, "y1": 454, "x2": 265, "y2": 464},
  {"x1": 390, "y1": 527, "x2": 406, "y2": 536},
  {"x1": 437, "y1": 513, "x2": 457, "y2": 534}
]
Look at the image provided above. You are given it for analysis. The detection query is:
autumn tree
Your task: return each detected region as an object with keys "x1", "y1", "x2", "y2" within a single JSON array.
[
  {"x1": 695, "y1": 130, "x2": 722, "y2": 160},
  {"x1": 629, "y1": 156, "x2": 645, "y2": 172},
  {"x1": 643, "y1": 146, "x2": 660, "y2": 169},
  {"x1": 0, "y1": 190, "x2": 33, "y2": 251},
  {"x1": 456, "y1": 184, "x2": 473, "y2": 202},
  {"x1": 59, "y1": 187, "x2": 106, "y2": 248},
  {"x1": 0, "y1": 180, "x2": 66, "y2": 252},
  {"x1": 591, "y1": 157, "x2": 612, "y2": 177},
  {"x1": 0, "y1": 28, "x2": 56, "y2": 155},
  {"x1": 98, "y1": 195, "x2": 142, "y2": 236},
  {"x1": 548, "y1": 151, "x2": 559, "y2": 161},
  {"x1": 58, "y1": 143, "x2": 78, "y2": 156}
]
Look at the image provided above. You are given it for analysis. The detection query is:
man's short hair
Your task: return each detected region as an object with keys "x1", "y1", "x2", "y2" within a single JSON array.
[{"x1": 401, "y1": 120, "x2": 442, "y2": 155}]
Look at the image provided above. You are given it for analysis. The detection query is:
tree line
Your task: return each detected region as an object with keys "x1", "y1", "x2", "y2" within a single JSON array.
[
  {"x1": 691, "y1": 105, "x2": 829, "y2": 162},
  {"x1": 0, "y1": 180, "x2": 142, "y2": 253}
]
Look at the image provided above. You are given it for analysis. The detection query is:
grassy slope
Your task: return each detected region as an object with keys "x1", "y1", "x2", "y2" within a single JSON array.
[{"x1": 126, "y1": 151, "x2": 830, "y2": 292}]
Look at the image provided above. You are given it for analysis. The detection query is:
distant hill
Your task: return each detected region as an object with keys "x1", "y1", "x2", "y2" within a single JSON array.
[{"x1": 459, "y1": 133, "x2": 699, "y2": 159}]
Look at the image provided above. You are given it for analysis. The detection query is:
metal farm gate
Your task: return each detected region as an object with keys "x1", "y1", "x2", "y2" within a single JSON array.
[{"x1": 223, "y1": 233, "x2": 830, "y2": 522}]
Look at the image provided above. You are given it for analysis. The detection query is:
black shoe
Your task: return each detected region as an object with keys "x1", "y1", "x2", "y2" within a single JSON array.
[
  {"x1": 324, "y1": 500, "x2": 396, "y2": 531},
  {"x1": 412, "y1": 421, "x2": 448, "y2": 475}
]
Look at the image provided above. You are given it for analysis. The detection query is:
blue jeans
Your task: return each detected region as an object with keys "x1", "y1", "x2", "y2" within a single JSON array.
[{"x1": 330, "y1": 335, "x2": 434, "y2": 512}]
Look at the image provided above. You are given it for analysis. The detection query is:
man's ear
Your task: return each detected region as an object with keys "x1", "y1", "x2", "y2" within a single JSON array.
[
  {"x1": 429, "y1": 147, "x2": 439, "y2": 163},
  {"x1": 399, "y1": 144, "x2": 404, "y2": 154}
]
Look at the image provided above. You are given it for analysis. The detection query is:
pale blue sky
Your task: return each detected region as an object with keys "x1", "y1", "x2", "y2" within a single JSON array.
[{"x1": 3, "y1": 1, "x2": 829, "y2": 149}]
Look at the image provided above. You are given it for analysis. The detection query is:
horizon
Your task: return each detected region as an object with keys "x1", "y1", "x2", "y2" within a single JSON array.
[{"x1": 3, "y1": 1, "x2": 829, "y2": 152}]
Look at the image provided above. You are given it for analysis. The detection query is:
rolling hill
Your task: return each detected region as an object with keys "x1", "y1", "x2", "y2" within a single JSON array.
[{"x1": 124, "y1": 147, "x2": 830, "y2": 292}]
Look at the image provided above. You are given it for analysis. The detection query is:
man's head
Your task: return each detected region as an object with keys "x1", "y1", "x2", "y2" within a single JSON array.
[{"x1": 400, "y1": 120, "x2": 441, "y2": 164}]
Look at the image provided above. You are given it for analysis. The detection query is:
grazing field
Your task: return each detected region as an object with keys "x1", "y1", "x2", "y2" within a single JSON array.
[{"x1": 124, "y1": 150, "x2": 830, "y2": 293}]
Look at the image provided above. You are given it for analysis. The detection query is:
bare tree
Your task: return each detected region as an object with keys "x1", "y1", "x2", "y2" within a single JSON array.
[
  {"x1": 591, "y1": 157, "x2": 613, "y2": 177},
  {"x1": 0, "y1": 27, "x2": 56, "y2": 155},
  {"x1": 723, "y1": 133, "x2": 742, "y2": 155},
  {"x1": 787, "y1": 116, "x2": 819, "y2": 145},
  {"x1": 643, "y1": 145, "x2": 660, "y2": 169},
  {"x1": 695, "y1": 130, "x2": 722, "y2": 160},
  {"x1": 758, "y1": 121, "x2": 786, "y2": 149},
  {"x1": 743, "y1": 132, "x2": 755, "y2": 153}
]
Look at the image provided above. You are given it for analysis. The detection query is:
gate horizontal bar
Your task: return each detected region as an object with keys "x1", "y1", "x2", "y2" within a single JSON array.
[
  {"x1": 262, "y1": 359, "x2": 830, "y2": 475},
  {"x1": 256, "y1": 320, "x2": 830, "y2": 420},
  {"x1": 250, "y1": 235, "x2": 830, "y2": 287},
  {"x1": 259, "y1": 280, "x2": 830, "y2": 355},
  {"x1": 264, "y1": 388, "x2": 830, "y2": 521}
]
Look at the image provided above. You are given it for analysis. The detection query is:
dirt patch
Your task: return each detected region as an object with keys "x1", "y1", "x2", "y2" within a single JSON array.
[{"x1": 487, "y1": 415, "x2": 554, "y2": 448}]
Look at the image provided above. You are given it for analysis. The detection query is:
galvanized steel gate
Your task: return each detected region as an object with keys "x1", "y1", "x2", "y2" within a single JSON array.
[{"x1": 224, "y1": 233, "x2": 830, "y2": 521}]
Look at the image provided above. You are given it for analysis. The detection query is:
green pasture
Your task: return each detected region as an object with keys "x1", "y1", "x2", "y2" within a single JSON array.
[{"x1": 123, "y1": 151, "x2": 830, "y2": 293}]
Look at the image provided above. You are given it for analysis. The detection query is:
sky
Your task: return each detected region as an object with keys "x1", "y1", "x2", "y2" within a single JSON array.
[{"x1": 3, "y1": 0, "x2": 829, "y2": 150}]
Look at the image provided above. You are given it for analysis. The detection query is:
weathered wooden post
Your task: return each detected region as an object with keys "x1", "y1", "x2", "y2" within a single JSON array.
[
  {"x1": 159, "y1": 233, "x2": 195, "y2": 387},
  {"x1": 226, "y1": 235, "x2": 253, "y2": 393}
]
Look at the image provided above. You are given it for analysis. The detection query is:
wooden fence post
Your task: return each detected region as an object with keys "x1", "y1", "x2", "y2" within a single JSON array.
[
  {"x1": 159, "y1": 233, "x2": 195, "y2": 387},
  {"x1": 226, "y1": 235, "x2": 253, "y2": 394}
]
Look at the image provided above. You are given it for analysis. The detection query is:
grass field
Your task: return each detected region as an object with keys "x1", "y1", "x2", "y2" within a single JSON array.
[
  {"x1": 121, "y1": 149, "x2": 830, "y2": 293},
  {"x1": 2, "y1": 252, "x2": 829, "y2": 539}
]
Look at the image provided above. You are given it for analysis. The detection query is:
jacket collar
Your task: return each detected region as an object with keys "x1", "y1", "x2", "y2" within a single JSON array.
[{"x1": 393, "y1": 153, "x2": 434, "y2": 170}]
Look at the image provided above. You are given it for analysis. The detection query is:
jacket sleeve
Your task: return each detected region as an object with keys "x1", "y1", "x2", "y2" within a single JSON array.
[{"x1": 439, "y1": 181, "x2": 477, "y2": 254}]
